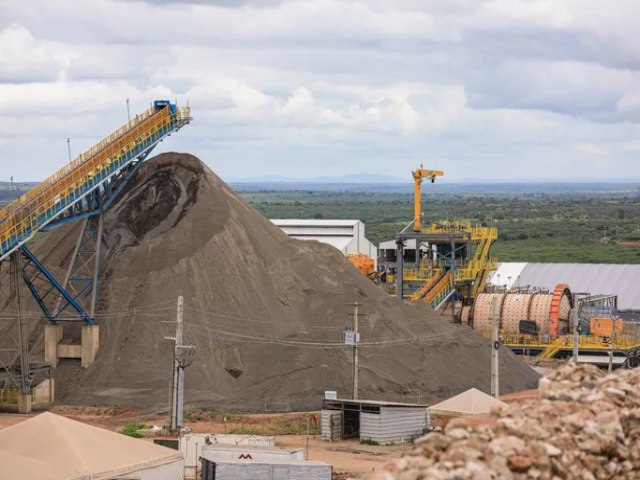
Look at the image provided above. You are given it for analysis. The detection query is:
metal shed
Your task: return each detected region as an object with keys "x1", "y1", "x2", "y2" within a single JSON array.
[{"x1": 322, "y1": 398, "x2": 428, "y2": 445}]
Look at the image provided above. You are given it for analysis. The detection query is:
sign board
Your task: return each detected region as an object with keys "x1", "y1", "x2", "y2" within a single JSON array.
[
  {"x1": 324, "y1": 390, "x2": 338, "y2": 400},
  {"x1": 344, "y1": 331, "x2": 360, "y2": 345}
]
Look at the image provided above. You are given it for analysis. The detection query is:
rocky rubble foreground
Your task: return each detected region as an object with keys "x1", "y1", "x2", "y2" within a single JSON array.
[{"x1": 374, "y1": 363, "x2": 640, "y2": 479}]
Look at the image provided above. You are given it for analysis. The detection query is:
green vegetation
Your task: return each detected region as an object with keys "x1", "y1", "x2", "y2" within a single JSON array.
[
  {"x1": 241, "y1": 190, "x2": 640, "y2": 264},
  {"x1": 4, "y1": 180, "x2": 638, "y2": 263},
  {"x1": 360, "y1": 438, "x2": 380, "y2": 445},
  {"x1": 121, "y1": 422, "x2": 150, "y2": 438}
]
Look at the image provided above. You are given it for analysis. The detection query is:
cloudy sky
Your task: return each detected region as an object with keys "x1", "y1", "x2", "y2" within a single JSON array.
[{"x1": 1, "y1": 0, "x2": 639, "y2": 181}]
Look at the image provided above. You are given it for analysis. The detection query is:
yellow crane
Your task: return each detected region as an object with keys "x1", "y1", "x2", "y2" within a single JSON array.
[{"x1": 412, "y1": 166, "x2": 444, "y2": 232}]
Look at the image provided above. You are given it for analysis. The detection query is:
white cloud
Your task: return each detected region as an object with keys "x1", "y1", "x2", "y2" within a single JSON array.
[
  {"x1": 0, "y1": 24, "x2": 76, "y2": 82},
  {"x1": 0, "y1": 0, "x2": 638, "y2": 180}
]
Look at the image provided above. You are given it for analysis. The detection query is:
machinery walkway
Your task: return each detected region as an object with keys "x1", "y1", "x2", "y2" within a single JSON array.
[{"x1": 0, "y1": 101, "x2": 191, "y2": 262}]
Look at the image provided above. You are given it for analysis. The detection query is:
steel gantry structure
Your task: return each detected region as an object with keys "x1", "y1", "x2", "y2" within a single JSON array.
[{"x1": 0, "y1": 100, "x2": 191, "y2": 410}]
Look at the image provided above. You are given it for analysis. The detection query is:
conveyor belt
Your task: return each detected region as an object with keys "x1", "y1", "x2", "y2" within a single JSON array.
[{"x1": 0, "y1": 100, "x2": 191, "y2": 261}]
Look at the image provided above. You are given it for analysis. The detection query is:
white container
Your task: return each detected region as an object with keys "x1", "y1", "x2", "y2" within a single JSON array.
[
  {"x1": 181, "y1": 433, "x2": 276, "y2": 479},
  {"x1": 200, "y1": 444, "x2": 304, "y2": 464},
  {"x1": 202, "y1": 460, "x2": 332, "y2": 480}
]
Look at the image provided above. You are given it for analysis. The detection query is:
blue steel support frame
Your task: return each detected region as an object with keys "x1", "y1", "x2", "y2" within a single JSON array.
[
  {"x1": 0, "y1": 112, "x2": 188, "y2": 259},
  {"x1": 19, "y1": 150, "x2": 154, "y2": 325},
  {"x1": 20, "y1": 246, "x2": 93, "y2": 325},
  {"x1": 1, "y1": 104, "x2": 191, "y2": 325}
]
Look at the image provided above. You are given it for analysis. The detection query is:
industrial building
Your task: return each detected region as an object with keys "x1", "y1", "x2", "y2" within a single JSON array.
[
  {"x1": 488, "y1": 263, "x2": 640, "y2": 312},
  {"x1": 321, "y1": 398, "x2": 428, "y2": 445},
  {"x1": 272, "y1": 219, "x2": 377, "y2": 263},
  {"x1": 0, "y1": 412, "x2": 184, "y2": 480}
]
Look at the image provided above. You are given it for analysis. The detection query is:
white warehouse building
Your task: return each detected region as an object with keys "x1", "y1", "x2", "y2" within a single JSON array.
[{"x1": 272, "y1": 219, "x2": 377, "y2": 264}]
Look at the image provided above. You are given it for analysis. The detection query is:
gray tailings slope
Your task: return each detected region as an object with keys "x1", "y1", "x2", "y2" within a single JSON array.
[{"x1": 2, "y1": 154, "x2": 539, "y2": 411}]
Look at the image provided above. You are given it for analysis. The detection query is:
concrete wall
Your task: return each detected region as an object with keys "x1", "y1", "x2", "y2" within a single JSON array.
[
  {"x1": 360, "y1": 407, "x2": 427, "y2": 445},
  {"x1": 32, "y1": 379, "x2": 54, "y2": 406}
]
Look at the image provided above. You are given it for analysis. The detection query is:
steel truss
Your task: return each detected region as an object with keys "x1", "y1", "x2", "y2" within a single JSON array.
[
  {"x1": 15, "y1": 156, "x2": 148, "y2": 326},
  {"x1": 0, "y1": 253, "x2": 31, "y2": 395}
]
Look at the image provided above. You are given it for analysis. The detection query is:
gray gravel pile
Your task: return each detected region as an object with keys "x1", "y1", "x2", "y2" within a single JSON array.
[{"x1": 0, "y1": 153, "x2": 539, "y2": 411}]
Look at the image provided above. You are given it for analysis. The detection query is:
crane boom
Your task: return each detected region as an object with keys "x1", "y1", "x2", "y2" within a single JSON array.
[{"x1": 412, "y1": 167, "x2": 444, "y2": 232}]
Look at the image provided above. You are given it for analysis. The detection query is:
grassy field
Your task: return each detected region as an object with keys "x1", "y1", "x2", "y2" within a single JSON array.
[
  {"x1": 241, "y1": 190, "x2": 640, "y2": 264},
  {"x1": 2, "y1": 183, "x2": 639, "y2": 264}
]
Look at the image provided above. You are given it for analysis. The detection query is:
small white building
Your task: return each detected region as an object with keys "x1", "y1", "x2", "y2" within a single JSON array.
[
  {"x1": 272, "y1": 219, "x2": 377, "y2": 263},
  {"x1": 322, "y1": 398, "x2": 428, "y2": 445}
]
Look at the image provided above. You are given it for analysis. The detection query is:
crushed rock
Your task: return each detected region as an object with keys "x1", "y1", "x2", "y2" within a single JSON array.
[{"x1": 375, "y1": 362, "x2": 640, "y2": 479}]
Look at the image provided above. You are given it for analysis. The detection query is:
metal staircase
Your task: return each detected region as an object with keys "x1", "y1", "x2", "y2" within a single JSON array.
[
  {"x1": 408, "y1": 269, "x2": 443, "y2": 301},
  {"x1": 539, "y1": 337, "x2": 566, "y2": 359},
  {"x1": 423, "y1": 270, "x2": 453, "y2": 309}
]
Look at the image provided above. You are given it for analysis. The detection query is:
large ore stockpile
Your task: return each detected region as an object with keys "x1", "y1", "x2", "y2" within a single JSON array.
[{"x1": 1, "y1": 154, "x2": 539, "y2": 411}]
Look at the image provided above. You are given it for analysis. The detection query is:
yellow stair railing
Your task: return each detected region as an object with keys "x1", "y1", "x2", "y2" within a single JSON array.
[
  {"x1": 539, "y1": 337, "x2": 567, "y2": 359},
  {"x1": 408, "y1": 269, "x2": 443, "y2": 301},
  {"x1": 0, "y1": 103, "x2": 190, "y2": 259},
  {"x1": 423, "y1": 270, "x2": 452, "y2": 305}
]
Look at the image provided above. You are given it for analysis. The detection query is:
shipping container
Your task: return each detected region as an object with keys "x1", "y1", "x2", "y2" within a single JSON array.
[{"x1": 201, "y1": 459, "x2": 332, "y2": 480}]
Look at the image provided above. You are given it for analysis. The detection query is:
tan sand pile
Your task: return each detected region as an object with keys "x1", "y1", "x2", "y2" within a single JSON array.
[
  {"x1": 376, "y1": 363, "x2": 640, "y2": 479},
  {"x1": 1, "y1": 153, "x2": 539, "y2": 411}
]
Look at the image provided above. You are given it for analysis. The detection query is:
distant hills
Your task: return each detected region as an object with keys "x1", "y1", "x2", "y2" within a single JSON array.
[{"x1": 1, "y1": 177, "x2": 638, "y2": 198}]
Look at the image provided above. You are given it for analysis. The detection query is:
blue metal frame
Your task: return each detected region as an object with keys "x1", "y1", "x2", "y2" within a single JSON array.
[
  {"x1": 20, "y1": 246, "x2": 93, "y2": 325},
  {"x1": 18, "y1": 152, "x2": 156, "y2": 325},
  {"x1": 0, "y1": 112, "x2": 188, "y2": 259},
  {"x1": 0, "y1": 103, "x2": 191, "y2": 324}
]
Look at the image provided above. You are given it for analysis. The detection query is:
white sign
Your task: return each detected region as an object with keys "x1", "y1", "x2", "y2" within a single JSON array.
[
  {"x1": 344, "y1": 331, "x2": 360, "y2": 345},
  {"x1": 324, "y1": 391, "x2": 338, "y2": 400}
]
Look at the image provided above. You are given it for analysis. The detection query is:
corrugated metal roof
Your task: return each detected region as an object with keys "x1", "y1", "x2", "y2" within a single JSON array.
[
  {"x1": 330, "y1": 398, "x2": 429, "y2": 407},
  {"x1": 487, "y1": 263, "x2": 527, "y2": 289},
  {"x1": 496, "y1": 263, "x2": 640, "y2": 311}
]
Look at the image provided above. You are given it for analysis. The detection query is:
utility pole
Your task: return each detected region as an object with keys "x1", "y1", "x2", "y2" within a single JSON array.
[
  {"x1": 572, "y1": 308, "x2": 579, "y2": 363},
  {"x1": 172, "y1": 296, "x2": 183, "y2": 430},
  {"x1": 573, "y1": 315, "x2": 580, "y2": 363},
  {"x1": 10, "y1": 252, "x2": 32, "y2": 413},
  {"x1": 490, "y1": 297, "x2": 500, "y2": 398},
  {"x1": 165, "y1": 296, "x2": 195, "y2": 431},
  {"x1": 352, "y1": 301, "x2": 359, "y2": 400},
  {"x1": 608, "y1": 322, "x2": 616, "y2": 374}
]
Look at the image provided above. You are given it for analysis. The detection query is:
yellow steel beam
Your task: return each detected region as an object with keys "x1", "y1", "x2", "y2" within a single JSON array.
[
  {"x1": 0, "y1": 105, "x2": 190, "y2": 254},
  {"x1": 412, "y1": 168, "x2": 443, "y2": 232}
]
